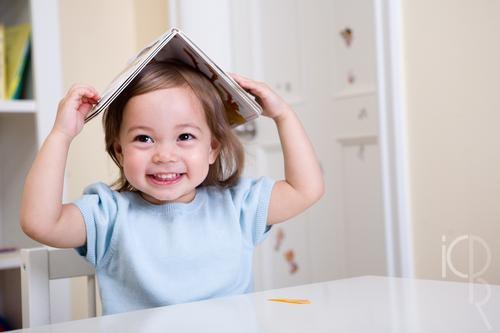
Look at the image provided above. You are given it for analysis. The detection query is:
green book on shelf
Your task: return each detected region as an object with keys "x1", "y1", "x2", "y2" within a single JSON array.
[
  {"x1": 0, "y1": 24, "x2": 6, "y2": 100},
  {"x1": 5, "y1": 23, "x2": 31, "y2": 100}
]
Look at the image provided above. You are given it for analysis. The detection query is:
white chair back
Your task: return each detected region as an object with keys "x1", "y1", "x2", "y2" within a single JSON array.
[{"x1": 20, "y1": 247, "x2": 96, "y2": 328}]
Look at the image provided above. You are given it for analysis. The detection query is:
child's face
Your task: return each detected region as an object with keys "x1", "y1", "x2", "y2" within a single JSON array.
[{"x1": 114, "y1": 86, "x2": 219, "y2": 204}]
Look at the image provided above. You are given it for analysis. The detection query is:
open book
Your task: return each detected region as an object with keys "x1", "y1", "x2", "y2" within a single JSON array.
[{"x1": 85, "y1": 28, "x2": 262, "y2": 126}]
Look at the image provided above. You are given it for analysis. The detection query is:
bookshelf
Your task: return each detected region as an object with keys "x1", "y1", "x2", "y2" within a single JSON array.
[
  {"x1": 0, "y1": 0, "x2": 63, "y2": 329},
  {"x1": 0, "y1": 100, "x2": 36, "y2": 113}
]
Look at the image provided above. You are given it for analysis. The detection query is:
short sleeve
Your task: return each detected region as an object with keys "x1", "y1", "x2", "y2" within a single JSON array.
[
  {"x1": 73, "y1": 182, "x2": 121, "y2": 267},
  {"x1": 230, "y1": 177, "x2": 275, "y2": 246}
]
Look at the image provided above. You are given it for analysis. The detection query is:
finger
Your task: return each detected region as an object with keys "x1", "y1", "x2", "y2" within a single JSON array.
[
  {"x1": 239, "y1": 80, "x2": 267, "y2": 96},
  {"x1": 81, "y1": 96, "x2": 99, "y2": 105},
  {"x1": 68, "y1": 84, "x2": 101, "y2": 100},
  {"x1": 235, "y1": 76, "x2": 266, "y2": 91},
  {"x1": 68, "y1": 84, "x2": 91, "y2": 95},
  {"x1": 70, "y1": 87, "x2": 100, "y2": 103},
  {"x1": 229, "y1": 73, "x2": 258, "y2": 87},
  {"x1": 88, "y1": 86, "x2": 101, "y2": 99},
  {"x1": 229, "y1": 72, "x2": 248, "y2": 81},
  {"x1": 78, "y1": 102, "x2": 94, "y2": 115}
]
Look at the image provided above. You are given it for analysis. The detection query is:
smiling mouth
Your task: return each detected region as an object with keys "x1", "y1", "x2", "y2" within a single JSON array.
[{"x1": 147, "y1": 173, "x2": 184, "y2": 184}]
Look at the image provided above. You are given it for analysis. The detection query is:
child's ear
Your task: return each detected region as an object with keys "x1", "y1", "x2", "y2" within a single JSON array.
[
  {"x1": 208, "y1": 139, "x2": 221, "y2": 165},
  {"x1": 113, "y1": 141, "x2": 124, "y2": 165}
]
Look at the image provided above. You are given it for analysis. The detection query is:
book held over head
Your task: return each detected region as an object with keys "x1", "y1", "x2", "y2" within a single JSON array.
[{"x1": 85, "y1": 28, "x2": 262, "y2": 126}]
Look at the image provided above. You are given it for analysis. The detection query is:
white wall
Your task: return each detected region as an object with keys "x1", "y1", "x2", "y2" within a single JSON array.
[
  {"x1": 60, "y1": 0, "x2": 137, "y2": 202},
  {"x1": 403, "y1": 0, "x2": 500, "y2": 284}
]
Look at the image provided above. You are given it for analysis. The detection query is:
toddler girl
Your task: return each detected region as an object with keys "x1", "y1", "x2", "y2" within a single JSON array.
[{"x1": 20, "y1": 61, "x2": 324, "y2": 315}]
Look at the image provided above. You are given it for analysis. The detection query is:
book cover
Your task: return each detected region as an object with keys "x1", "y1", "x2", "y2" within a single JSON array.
[
  {"x1": 5, "y1": 23, "x2": 31, "y2": 99},
  {"x1": 0, "y1": 24, "x2": 5, "y2": 100},
  {"x1": 85, "y1": 28, "x2": 262, "y2": 126}
]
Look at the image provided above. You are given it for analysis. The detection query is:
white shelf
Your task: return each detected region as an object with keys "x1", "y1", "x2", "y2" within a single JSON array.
[
  {"x1": 337, "y1": 134, "x2": 378, "y2": 146},
  {"x1": 332, "y1": 85, "x2": 377, "y2": 101},
  {"x1": 0, "y1": 251, "x2": 21, "y2": 270},
  {"x1": 0, "y1": 100, "x2": 37, "y2": 113}
]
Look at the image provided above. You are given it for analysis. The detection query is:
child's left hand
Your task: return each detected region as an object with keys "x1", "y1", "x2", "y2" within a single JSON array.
[{"x1": 229, "y1": 73, "x2": 290, "y2": 120}]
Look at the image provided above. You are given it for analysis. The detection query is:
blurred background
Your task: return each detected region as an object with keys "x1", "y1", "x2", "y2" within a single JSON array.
[{"x1": 0, "y1": 0, "x2": 499, "y2": 328}]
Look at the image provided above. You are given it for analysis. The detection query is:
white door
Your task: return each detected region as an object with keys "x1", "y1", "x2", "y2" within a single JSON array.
[{"x1": 328, "y1": 0, "x2": 388, "y2": 277}]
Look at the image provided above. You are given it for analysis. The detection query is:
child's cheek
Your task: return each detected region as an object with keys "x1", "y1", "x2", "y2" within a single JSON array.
[{"x1": 122, "y1": 150, "x2": 147, "y2": 175}]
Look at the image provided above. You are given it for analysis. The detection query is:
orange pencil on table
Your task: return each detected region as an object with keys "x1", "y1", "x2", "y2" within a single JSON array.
[{"x1": 268, "y1": 298, "x2": 311, "y2": 304}]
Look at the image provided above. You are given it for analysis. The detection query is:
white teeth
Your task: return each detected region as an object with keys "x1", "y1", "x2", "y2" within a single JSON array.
[{"x1": 154, "y1": 173, "x2": 179, "y2": 180}]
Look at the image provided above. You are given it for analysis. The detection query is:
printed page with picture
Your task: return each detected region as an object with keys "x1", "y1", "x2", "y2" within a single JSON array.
[{"x1": 85, "y1": 28, "x2": 262, "y2": 126}]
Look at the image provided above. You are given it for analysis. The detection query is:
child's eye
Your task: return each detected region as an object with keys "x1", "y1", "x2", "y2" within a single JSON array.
[
  {"x1": 178, "y1": 133, "x2": 195, "y2": 141},
  {"x1": 134, "y1": 135, "x2": 154, "y2": 143}
]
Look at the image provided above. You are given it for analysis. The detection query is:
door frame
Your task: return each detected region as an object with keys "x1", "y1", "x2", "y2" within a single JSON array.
[{"x1": 374, "y1": 0, "x2": 414, "y2": 278}]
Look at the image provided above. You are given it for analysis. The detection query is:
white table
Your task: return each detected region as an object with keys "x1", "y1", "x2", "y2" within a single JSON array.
[{"x1": 10, "y1": 276, "x2": 500, "y2": 333}]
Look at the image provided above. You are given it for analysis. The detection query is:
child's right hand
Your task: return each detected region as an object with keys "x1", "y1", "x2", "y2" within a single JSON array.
[{"x1": 52, "y1": 84, "x2": 100, "y2": 140}]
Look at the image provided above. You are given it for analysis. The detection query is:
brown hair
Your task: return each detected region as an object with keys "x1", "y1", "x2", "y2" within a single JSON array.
[{"x1": 103, "y1": 60, "x2": 245, "y2": 192}]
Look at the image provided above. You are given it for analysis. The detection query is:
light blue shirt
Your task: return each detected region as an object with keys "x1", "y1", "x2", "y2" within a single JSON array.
[{"x1": 73, "y1": 177, "x2": 275, "y2": 315}]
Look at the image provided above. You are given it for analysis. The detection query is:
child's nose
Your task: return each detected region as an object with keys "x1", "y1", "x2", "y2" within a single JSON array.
[{"x1": 152, "y1": 144, "x2": 178, "y2": 164}]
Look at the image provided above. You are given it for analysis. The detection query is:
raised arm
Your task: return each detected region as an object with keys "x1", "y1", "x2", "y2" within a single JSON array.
[
  {"x1": 20, "y1": 85, "x2": 100, "y2": 247},
  {"x1": 230, "y1": 74, "x2": 324, "y2": 225}
]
